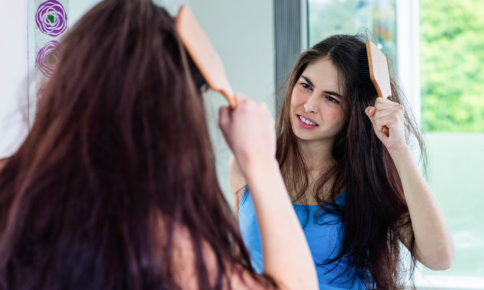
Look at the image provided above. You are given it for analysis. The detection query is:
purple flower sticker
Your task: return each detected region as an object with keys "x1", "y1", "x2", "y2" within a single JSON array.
[
  {"x1": 35, "y1": 0, "x2": 68, "y2": 37},
  {"x1": 36, "y1": 40, "x2": 63, "y2": 78}
]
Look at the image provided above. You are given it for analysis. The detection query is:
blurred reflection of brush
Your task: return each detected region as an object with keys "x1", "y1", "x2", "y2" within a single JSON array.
[{"x1": 176, "y1": 5, "x2": 237, "y2": 109}]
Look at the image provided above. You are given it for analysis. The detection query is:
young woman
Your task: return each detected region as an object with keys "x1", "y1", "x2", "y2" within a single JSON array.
[
  {"x1": 230, "y1": 35, "x2": 454, "y2": 289},
  {"x1": 0, "y1": 1, "x2": 318, "y2": 289}
]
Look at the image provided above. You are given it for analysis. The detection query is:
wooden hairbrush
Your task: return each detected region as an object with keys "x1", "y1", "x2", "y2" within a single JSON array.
[{"x1": 359, "y1": 40, "x2": 391, "y2": 137}]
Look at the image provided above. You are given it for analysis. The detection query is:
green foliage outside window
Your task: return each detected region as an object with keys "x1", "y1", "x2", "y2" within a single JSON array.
[{"x1": 420, "y1": 0, "x2": 484, "y2": 132}]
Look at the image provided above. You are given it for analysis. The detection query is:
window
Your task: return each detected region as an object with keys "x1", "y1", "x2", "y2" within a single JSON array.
[
  {"x1": 420, "y1": 0, "x2": 484, "y2": 132},
  {"x1": 308, "y1": 0, "x2": 398, "y2": 70},
  {"x1": 419, "y1": 0, "x2": 484, "y2": 286}
]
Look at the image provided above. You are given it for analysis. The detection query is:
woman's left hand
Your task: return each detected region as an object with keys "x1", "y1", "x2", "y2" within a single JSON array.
[{"x1": 365, "y1": 97, "x2": 407, "y2": 152}]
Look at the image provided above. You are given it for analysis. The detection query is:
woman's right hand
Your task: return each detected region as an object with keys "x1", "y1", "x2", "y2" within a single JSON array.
[{"x1": 219, "y1": 93, "x2": 276, "y2": 174}]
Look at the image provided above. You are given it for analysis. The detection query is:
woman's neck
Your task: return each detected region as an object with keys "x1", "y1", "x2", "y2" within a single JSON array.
[
  {"x1": 298, "y1": 139, "x2": 335, "y2": 174},
  {"x1": 281, "y1": 138, "x2": 337, "y2": 204}
]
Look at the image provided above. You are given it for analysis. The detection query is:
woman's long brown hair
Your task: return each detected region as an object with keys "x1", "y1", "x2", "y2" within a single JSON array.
[
  {"x1": 0, "y1": 1, "x2": 269, "y2": 289},
  {"x1": 276, "y1": 34, "x2": 424, "y2": 289}
]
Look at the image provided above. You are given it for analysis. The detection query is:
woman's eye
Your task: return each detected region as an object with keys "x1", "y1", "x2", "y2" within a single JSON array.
[
  {"x1": 301, "y1": 82, "x2": 311, "y2": 90},
  {"x1": 326, "y1": 96, "x2": 340, "y2": 104}
]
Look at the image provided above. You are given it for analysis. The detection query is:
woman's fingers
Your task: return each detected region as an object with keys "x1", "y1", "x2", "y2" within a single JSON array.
[
  {"x1": 366, "y1": 97, "x2": 407, "y2": 148},
  {"x1": 234, "y1": 92, "x2": 247, "y2": 103},
  {"x1": 218, "y1": 93, "x2": 276, "y2": 171},
  {"x1": 365, "y1": 106, "x2": 375, "y2": 117},
  {"x1": 374, "y1": 114, "x2": 399, "y2": 131},
  {"x1": 372, "y1": 98, "x2": 403, "y2": 124},
  {"x1": 374, "y1": 96, "x2": 395, "y2": 107}
]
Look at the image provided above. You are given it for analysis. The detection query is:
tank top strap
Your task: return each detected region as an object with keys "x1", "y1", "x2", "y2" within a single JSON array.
[{"x1": 239, "y1": 185, "x2": 250, "y2": 207}]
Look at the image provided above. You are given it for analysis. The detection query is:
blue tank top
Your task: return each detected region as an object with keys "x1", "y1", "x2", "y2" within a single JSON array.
[{"x1": 238, "y1": 187, "x2": 366, "y2": 290}]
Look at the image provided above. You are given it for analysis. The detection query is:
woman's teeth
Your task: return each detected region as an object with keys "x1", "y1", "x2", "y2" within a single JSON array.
[{"x1": 299, "y1": 115, "x2": 316, "y2": 126}]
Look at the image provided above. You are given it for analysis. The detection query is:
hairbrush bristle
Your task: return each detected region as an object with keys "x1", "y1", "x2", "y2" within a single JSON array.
[
  {"x1": 358, "y1": 47, "x2": 370, "y2": 84},
  {"x1": 358, "y1": 47, "x2": 377, "y2": 94}
]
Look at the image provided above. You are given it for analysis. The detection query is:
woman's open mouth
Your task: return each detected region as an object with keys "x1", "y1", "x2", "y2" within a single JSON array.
[{"x1": 296, "y1": 114, "x2": 318, "y2": 129}]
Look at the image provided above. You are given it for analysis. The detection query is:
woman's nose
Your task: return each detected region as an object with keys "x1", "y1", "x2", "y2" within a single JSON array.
[{"x1": 304, "y1": 93, "x2": 318, "y2": 114}]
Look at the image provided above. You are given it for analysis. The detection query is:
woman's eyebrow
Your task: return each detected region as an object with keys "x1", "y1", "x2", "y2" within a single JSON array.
[
  {"x1": 301, "y1": 75, "x2": 315, "y2": 87},
  {"x1": 324, "y1": 91, "x2": 343, "y2": 99},
  {"x1": 301, "y1": 75, "x2": 343, "y2": 99}
]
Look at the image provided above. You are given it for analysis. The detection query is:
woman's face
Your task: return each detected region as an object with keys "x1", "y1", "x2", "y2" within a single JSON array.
[{"x1": 290, "y1": 58, "x2": 344, "y2": 143}]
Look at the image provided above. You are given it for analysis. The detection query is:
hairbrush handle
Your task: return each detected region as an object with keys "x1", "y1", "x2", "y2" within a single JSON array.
[{"x1": 382, "y1": 126, "x2": 389, "y2": 137}]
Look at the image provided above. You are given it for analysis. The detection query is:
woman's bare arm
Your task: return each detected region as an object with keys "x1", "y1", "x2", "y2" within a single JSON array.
[
  {"x1": 366, "y1": 98, "x2": 454, "y2": 271},
  {"x1": 219, "y1": 94, "x2": 318, "y2": 290},
  {"x1": 390, "y1": 147, "x2": 454, "y2": 270}
]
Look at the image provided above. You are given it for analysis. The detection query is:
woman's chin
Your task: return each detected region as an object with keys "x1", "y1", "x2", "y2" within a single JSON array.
[
  {"x1": 293, "y1": 130, "x2": 318, "y2": 142},
  {"x1": 293, "y1": 128, "x2": 337, "y2": 144}
]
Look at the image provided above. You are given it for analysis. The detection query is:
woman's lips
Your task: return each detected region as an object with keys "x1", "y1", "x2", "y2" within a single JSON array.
[{"x1": 296, "y1": 114, "x2": 318, "y2": 130}]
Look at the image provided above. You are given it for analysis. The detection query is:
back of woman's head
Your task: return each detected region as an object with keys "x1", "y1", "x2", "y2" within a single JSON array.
[
  {"x1": 0, "y1": 1, "x2": 257, "y2": 289},
  {"x1": 276, "y1": 34, "x2": 423, "y2": 289}
]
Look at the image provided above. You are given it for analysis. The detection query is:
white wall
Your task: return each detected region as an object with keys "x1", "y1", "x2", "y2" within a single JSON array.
[
  {"x1": 158, "y1": 0, "x2": 275, "y2": 201},
  {"x1": 0, "y1": 0, "x2": 28, "y2": 158},
  {"x1": 1, "y1": 0, "x2": 102, "y2": 159},
  {"x1": 0, "y1": 0, "x2": 275, "y2": 201},
  {"x1": 190, "y1": 0, "x2": 275, "y2": 202}
]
